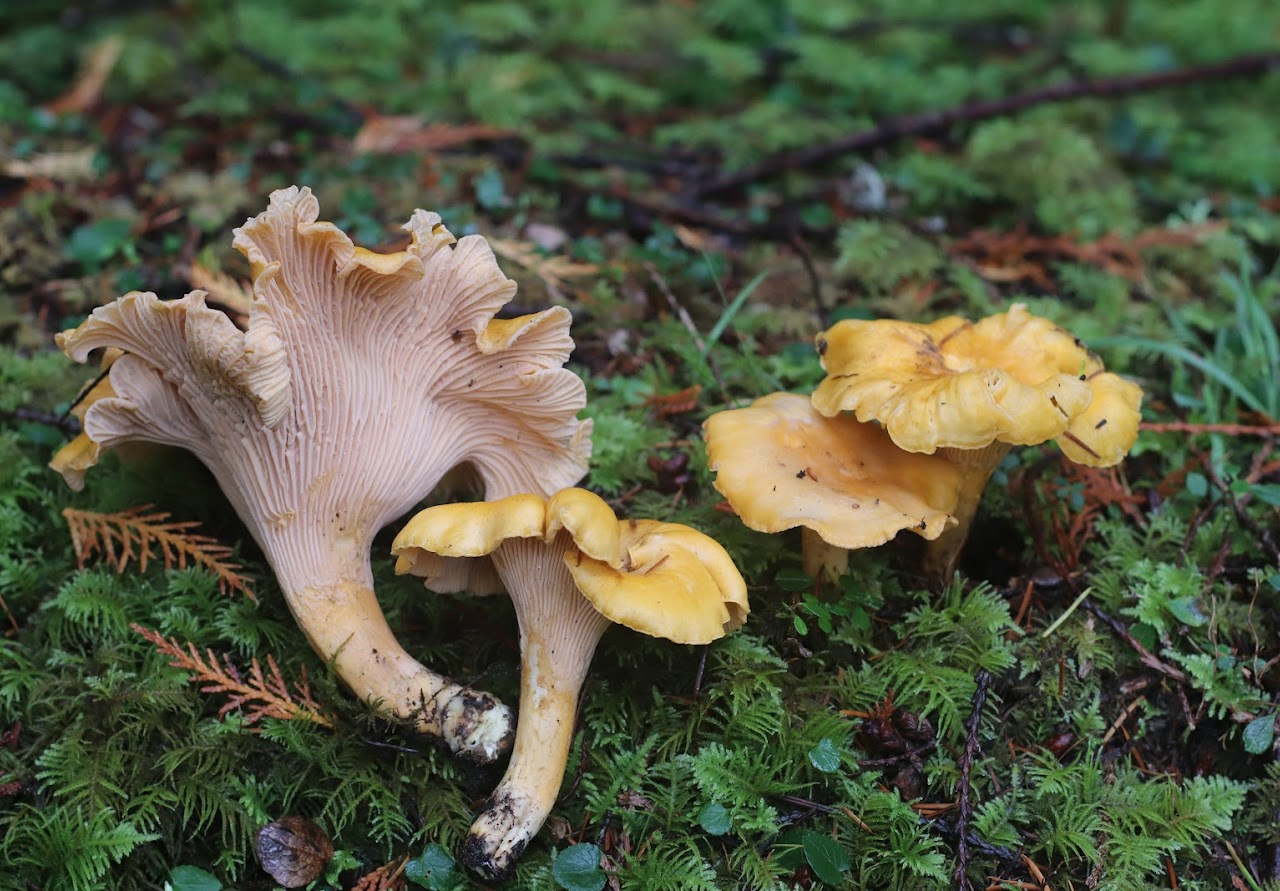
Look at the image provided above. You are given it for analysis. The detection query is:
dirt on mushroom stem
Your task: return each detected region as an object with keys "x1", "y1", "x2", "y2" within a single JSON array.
[{"x1": 458, "y1": 534, "x2": 612, "y2": 882}]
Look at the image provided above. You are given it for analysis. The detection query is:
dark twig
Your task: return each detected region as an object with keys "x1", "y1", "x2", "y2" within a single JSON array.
[
  {"x1": 927, "y1": 816, "x2": 1023, "y2": 869},
  {"x1": 856, "y1": 740, "x2": 937, "y2": 769},
  {"x1": 692, "y1": 645, "x2": 709, "y2": 700},
  {"x1": 774, "y1": 794, "x2": 1024, "y2": 871},
  {"x1": 788, "y1": 232, "x2": 829, "y2": 328},
  {"x1": 59, "y1": 363, "x2": 113, "y2": 425},
  {"x1": 1, "y1": 407, "x2": 81, "y2": 433},
  {"x1": 696, "y1": 51, "x2": 1280, "y2": 198},
  {"x1": 562, "y1": 178, "x2": 828, "y2": 241},
  {"x1": 953, "y1": 670, "x2": 991, "y2": 891},
  {"x1": 1209, "y1": 470, "x2": 1280, "y2": 564},
  {"x1": 1084, "y1": 599, "x2": 1188, "y2": 683},
  {"x1": 644, "y1": 262, "x2": 731, "y2": 399}
]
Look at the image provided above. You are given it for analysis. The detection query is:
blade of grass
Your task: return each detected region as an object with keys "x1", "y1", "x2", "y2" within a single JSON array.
[
  {"x1": 700, "y1": 269, "x2": 770, "y2": 363},
  {"x1": 1093, "y1": 335, "x2": 1268, "y2": 416}
]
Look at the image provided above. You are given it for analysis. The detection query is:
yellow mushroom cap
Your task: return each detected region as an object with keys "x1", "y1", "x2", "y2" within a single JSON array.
[
  {"x1": 812, "y1": 304, "x2": 1127, "y2": 455},
  {"x1": 392, "y1": 488, "x2": 749, "y2": 645},
  {"x1": 567, "y1": 519, "x2": 748, "y2": 644},
  {"x1": 1058, "y1": 372, "x2": 1144, "y2": 466},
  {"x1": 49, "y1": 348, "x2": 126, "y2": 491},
  {"x1": 704, "y1": 392, "x2": 961, "y2": 548}
]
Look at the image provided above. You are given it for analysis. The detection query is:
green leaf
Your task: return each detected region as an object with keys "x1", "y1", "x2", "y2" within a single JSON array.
[
  {"x1": 1250, "y1": 483, "x2": 1280, "y2": 507},
  {"x1": 1130, "y1": 622, "x2": 1158, "y2": 652},
  {"x1": 1243, "y1": 714, "x2": 1275, "y2": 755},
  {"x1": 405, "y1": 843, "x2": 457, "y2": 890},
  {"x1": 1185, "y1": 472, "x2": 1208, "y2": 497},
  {"x1": 325, "y1": 849, "x2": 361, "y2": 884},
  {"x1": 552, "y1": 843, "x2": 606, "y2": 891},
  {"x1": 793, "y1": 614, "x2": 809, "y2": 636},
  {"x1": 66, "y1": 218, "x2": 133, "y2": 267},
  {"x1": 775, "y1": 568, "x2": 812, "y2": 592},
  {"x1": 168, "y1": 866, "x2": 221, "y2": 891},
  {"x1": 1166, "y1": 597, "x2": 1208, "y2": 627},
  {"x1": 801, "y1": 831, "x2": 851, "y2": 885},
  {"x1": 808, "y1": 738, "x2": 841, "y2": 773},
  {"x1": 473, "y1": 167, "x2": 510, "y2": 210},
  {"x1": 697, "y1": 801, "x2": 731, "y2": 836}
]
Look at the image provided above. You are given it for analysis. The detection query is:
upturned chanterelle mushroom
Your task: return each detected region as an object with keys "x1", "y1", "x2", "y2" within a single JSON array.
[
  {"x1": 811, "y1": 303, "x2": 1142, "y2": 580},
  {"x1": 704, "y1": 392, "x2": 962, "y2": 581},
  {"x1": 391, "y1": 488, "x2": 749, "y2": 881},
  {"x1": 51, "y1": 186, "x2": 592, "y2": 763}
]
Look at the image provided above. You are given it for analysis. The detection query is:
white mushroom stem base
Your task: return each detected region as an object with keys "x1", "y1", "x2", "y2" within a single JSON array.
[
  {"x1": 801, "y1": 527, "x2": 849, "y2": 585},
  {"x1": 459, "y1": 537, "x2": 611, "y2": 882},
  {"x1": 271, "y1": 531, "x2": 513, "y2": 764},
  {"x1": 289, "y1": 579, "x2": 512, "y2": 762},
  {"x1": 924, "y1": 442, "x2": 1013, "y2": 584}
]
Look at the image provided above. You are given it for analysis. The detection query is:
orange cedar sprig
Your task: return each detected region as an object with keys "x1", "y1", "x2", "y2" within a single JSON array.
[
  {"x1": 351, "y1": 856, "x2": 408, "y2": 891},
  {"x1": 131, "y1": 623, "x2": 334, "y2": 729},
  {"x1": 64, "y1": 506, "x2": 256, "y2": 602}
]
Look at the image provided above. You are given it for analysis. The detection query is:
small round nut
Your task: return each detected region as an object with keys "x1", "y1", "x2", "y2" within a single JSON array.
[{"x1": 255, "y1": 815, "x2": 334, "y2": 888}]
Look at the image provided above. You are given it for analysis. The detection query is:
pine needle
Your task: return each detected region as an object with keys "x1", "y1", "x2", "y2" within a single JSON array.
[
  {"x1": 131, "y1": 623, "x2": 334, "y2": 728},
  {"x1": 63, "y1": 506, "x2": 257, "y2": 602}
]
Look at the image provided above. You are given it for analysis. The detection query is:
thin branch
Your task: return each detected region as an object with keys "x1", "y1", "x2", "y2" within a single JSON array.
[
  {"x1": 1084, "y1": 599, "x2": 1188, "y2": 683},
  {"x1": 696, "y1": 51, "x2": 1280, "y2": 198},
  {"x1": 562, "y1": 178, "x2": 828, "y2": 240},
  {"x1": 788, "y1": 232, "x2": 829, "y2": 328},
  {"x1": 954, "y1": 670, "x2": 991, "y2": 891},
  {"x1": 133, "y1": 624, "x2": 334, "y2": 728},
  {"x1": 0, "y1": 406, "x2": 82, "y2": 433},
  {"x1": 1209, "y1": 470, "x2": 1280, "y2": 564},
  {"x1": 1140, "y1": 421, "x2": 1280, "y2": 436}
]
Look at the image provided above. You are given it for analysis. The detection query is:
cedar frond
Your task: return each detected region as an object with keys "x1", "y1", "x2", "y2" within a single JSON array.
[
  {"x1": 351, "y1": 856, "x2": 408, "y2": 891},
  {"x1": 63, "y1": 506, "x2": 257, "y2": 602},
  {"x1": 130, "y1": 623, "x2": 335, "y2": 729}
]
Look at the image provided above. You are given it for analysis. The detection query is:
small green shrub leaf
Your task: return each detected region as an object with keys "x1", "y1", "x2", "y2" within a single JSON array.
[
  {"x1": 168, "y1": 866, "x2": 221, "y2": 891},
  {"x1": 552, "y1": 843, "x2": 606, "y2": 891},
  {"x1": 1166, "y1": 597, "x2": 1208, "y2": 627},
  {"x1": 808, "y1": 738, "x2": 841, "y2": 773},
  {"x1": 404, "y1": 843, "x2": 457, "y2": 890},
  {"x1": 1250, "y1": 483, "x2": 1280, "y2": 506},
  {"x1": 776, "y1": 568, "x2": 812, "y2": 592},
  {"x1": 1243, "y1": 714, "x2": 1275, "y2": 755},
  {"x1": 697, "y1": 801, "x2": 731, "y2": 835},
  {"x1": 801, "y1": 831, "x2": 851, "y2": 885}
]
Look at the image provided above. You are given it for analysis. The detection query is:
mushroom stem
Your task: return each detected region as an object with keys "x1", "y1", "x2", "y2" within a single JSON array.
[
  {"x1": 923, "y1": 442, "x2": 1013, "y2": 585},
  {"x1": 266, "y1": 523, "x2": 513, "y2": 764},
  {"x1": 801, "y1": 526, "x2": 849, "y2": 583},
  {"x1": 460, "y1": 537, "x2": 611, "y2": 882}
]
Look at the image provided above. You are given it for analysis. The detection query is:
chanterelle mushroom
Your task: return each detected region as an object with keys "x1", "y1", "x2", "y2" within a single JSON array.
[
  {"x1": 811, "y1": 303, "x2": 1142, "y2": 580},
  {"x1": 703, "y1": 392, "x2": 961, "y2": 580},
  {"x1": 392, "y1": 488, "x2": 748, "y2": 881},
  {"x1": 52, "y1": 186, "x2": 592, "y2": 763}
]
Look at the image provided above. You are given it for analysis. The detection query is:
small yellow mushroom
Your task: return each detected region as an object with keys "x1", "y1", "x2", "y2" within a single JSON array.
[
  {"x1": 703, "y1": 392, "x2": 961, "y2": 581},
  {"x1": 811, "y1": 303, "x2": 1142, "y2": 581},
  {"x1": 393, "y1": 488, "x2": 748, "y2": 881}
]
